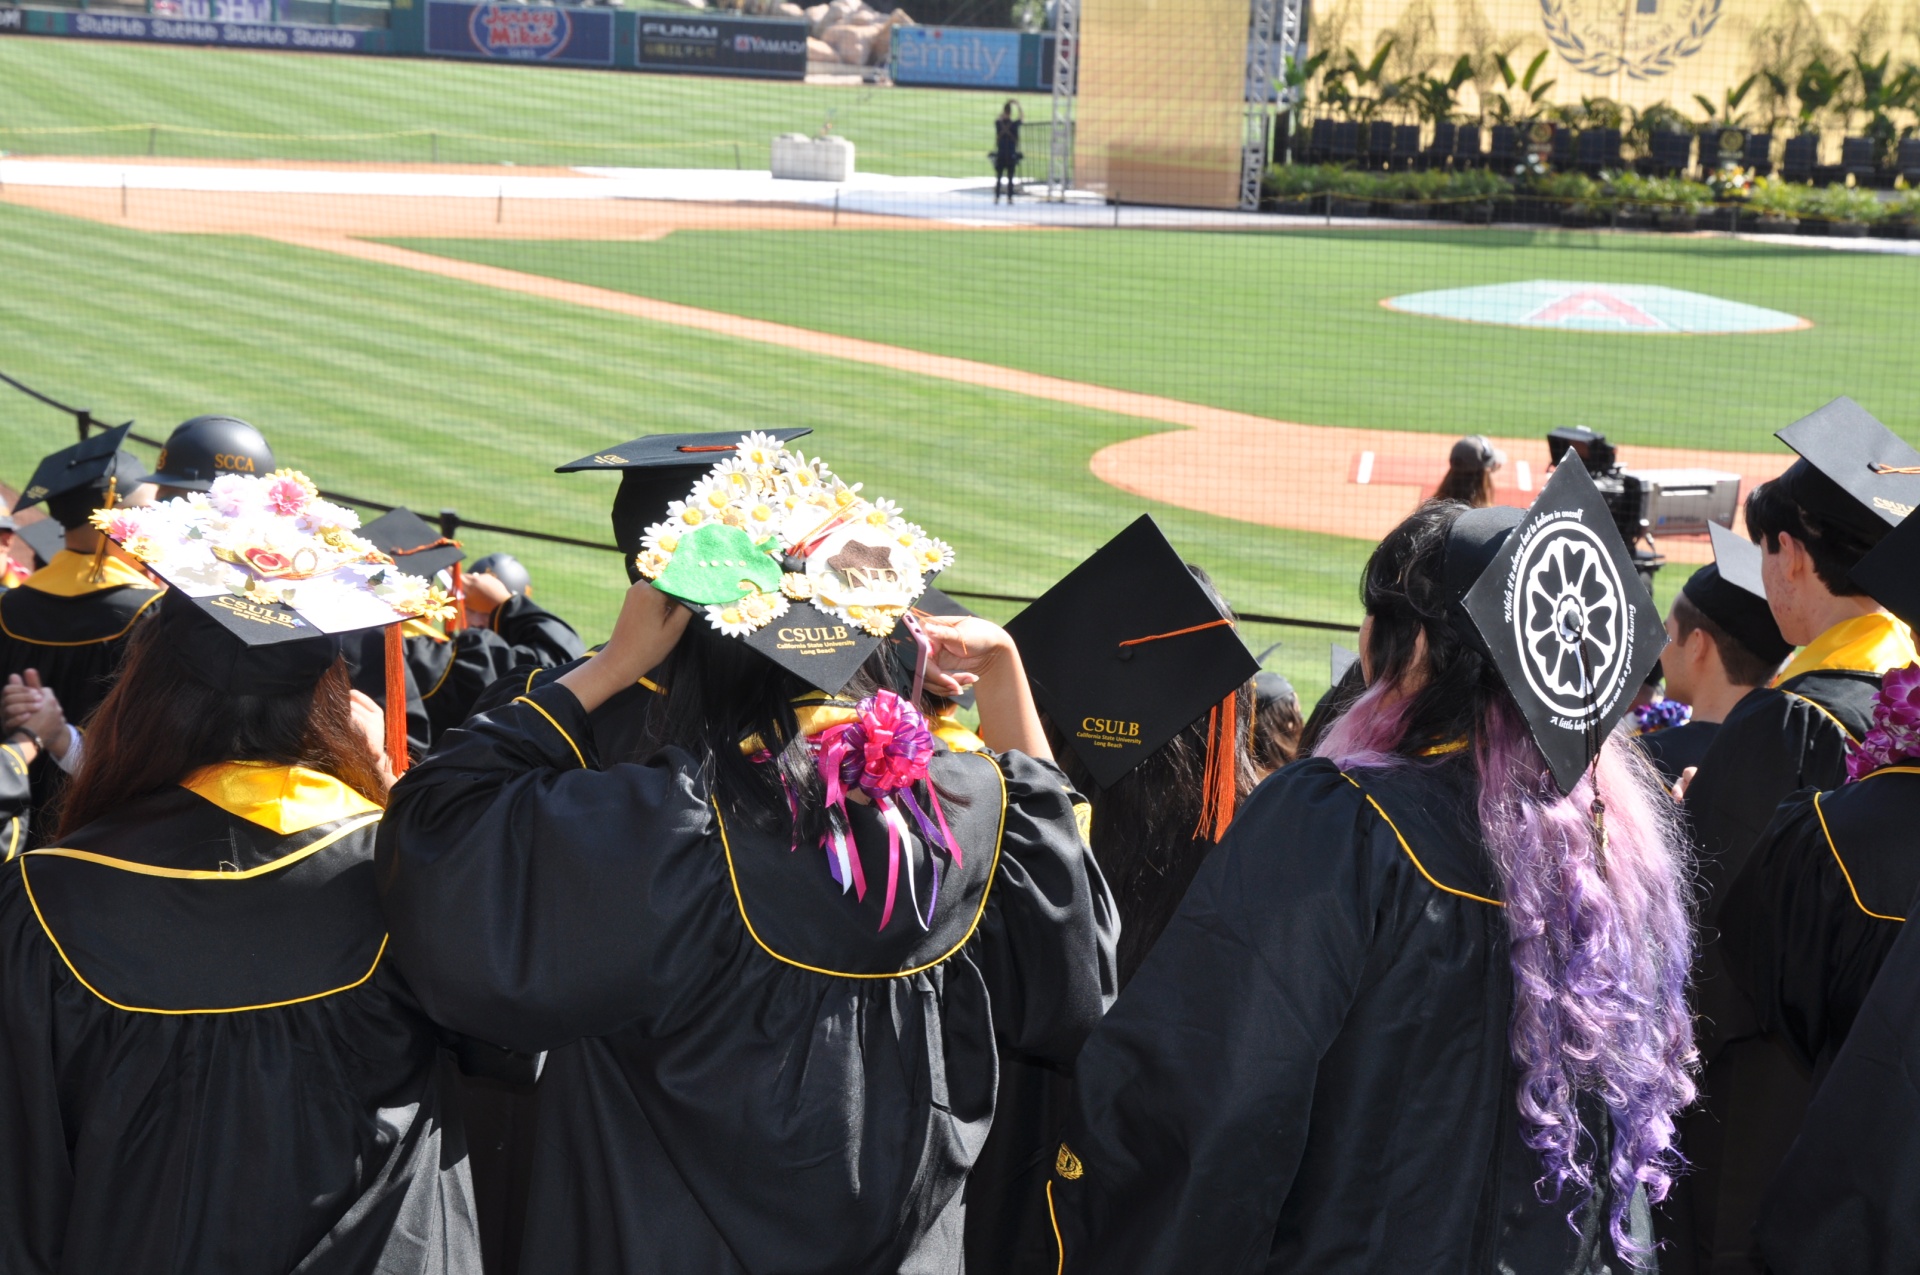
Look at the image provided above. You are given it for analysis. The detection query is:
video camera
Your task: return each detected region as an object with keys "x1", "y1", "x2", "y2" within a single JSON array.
[{"x1": 1546, "y1": 427, "x2": 1743, "y2": 587}]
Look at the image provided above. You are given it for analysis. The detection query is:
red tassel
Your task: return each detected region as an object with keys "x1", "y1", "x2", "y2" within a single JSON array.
[
  {"x1": 1192, "y1": 691, "x2": 1239, "y2": 842},
  {"x1": 385, "y1": 622, "x2": 410, "y2": 777}
]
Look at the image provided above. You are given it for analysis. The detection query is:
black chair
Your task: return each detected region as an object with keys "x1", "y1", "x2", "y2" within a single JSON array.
[
  {"x1": 1744, "y1": 132, "x2": 1774, "y2": 176},
  {"x1": 1365, "y1": 121, "x2": 1396, "y2": 169},
  {"x1": 1488, "y1": 124, "x2": 1518, "y2": 169},
  {"x1": 1454, "y1": 124, "x2": 1483, "y2": 166},
  {"x1": 1899, "y1": 137, "x2": 1920, "y2": 185},
  {"x1": 1577, "y1": 127, "x2": 1621, "y2": 173},
  {"x1": 1840, "y1": 135, "x2": 1877, "y2": 184},
  {"x1": 1391, "y1": 124, "x2": 1422, "y2": 170},
  {"x1": 1550, "y1": 127, "x2": 1575, "y2": 168},
  {"x1": 1780, "y1": 133, "x2": 1818, "y2": 183},
  {"x1": 1307, "y1": 117, "x2": 1333, "y2": 164},
  {"x1": 1426, "y1": 121, "x2": 1457, "y2": 169},
  {"x1": 1329, "y1": 121, "x2": 1360, "y2": 164},
  {"x1": 1646, "y1": 130, "x2": 1693, "y2": 175}
]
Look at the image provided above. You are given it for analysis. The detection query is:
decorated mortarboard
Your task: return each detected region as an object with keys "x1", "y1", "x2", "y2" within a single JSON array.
[
  {"x1": 1850, "y1": 509, "x2": 1920, "y2": 633},
  {"x1": 628, "y1": 431, "x2": 953, "y2": 694},
  {"x1": 1005, "y1": 515, "x2": 1259, "y2": 797},
  {"x1": 1459, "y1": 458, "x2": 1667, "y2": 794},
  {"x1": 1773, "y1": 397, "x2": 1920, "y2": 539},
  {"x1": 557, "y1": 429, "x2": 813, "y2": 582},
  {"x1": 359, "y1": 507, "x2": 465, "y2": 581},
  {"x1": 1680, "y1": 522, "x2": 1791, "y2": 666},
  {"x1": 92, "y1": 471, "x2": 452, "y2": 710},
  {"x1": 13, "y1": 423, "x2": 147, "y2": 515}
]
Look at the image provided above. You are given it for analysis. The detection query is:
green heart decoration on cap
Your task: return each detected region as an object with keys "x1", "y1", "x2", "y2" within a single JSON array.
[{"x1": 652, "y1": 523, "x2": 783, "y2": 607}]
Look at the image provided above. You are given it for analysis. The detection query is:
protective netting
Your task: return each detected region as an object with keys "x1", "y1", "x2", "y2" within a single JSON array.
[{"x1": 2, "y1": 27, "x2": 1917, "y2": 702}]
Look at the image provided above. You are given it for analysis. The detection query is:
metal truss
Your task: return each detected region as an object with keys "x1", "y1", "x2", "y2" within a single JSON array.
[
  {"x1": 1239, "y1": 0, "x2": 1303, "y2": 209},
  {"x1": 1046, "y1": 0, "x2": 1079, "y2": 200}
]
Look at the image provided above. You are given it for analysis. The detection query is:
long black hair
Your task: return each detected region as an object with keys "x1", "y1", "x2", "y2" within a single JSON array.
[{"x1": 652, "y1": 616, "x2": 956, "y2": 845}]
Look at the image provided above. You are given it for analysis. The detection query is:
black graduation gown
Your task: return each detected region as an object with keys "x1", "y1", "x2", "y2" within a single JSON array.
[
  {"x1": 1752, "y1": 896, "x2": 1920, "y2": 1274},
  {"x1": 0, "y1": 765, "x2": 481, "y2": 1275},
  {"x1": 0, "y1": 740, "x2": 31, "y2": 859},
  {"x1": 411, "y1": 598, "x2": 585, "y2": 743},
  {"x1": 1639, "y1": 719, "x2": 1719, "y2": 789},
  {"x1": 376, "y1": 682, "x2": 1118, "y2": 1275},
  {"x1": 1674, "y1": 670, "x2": 1879, "y2": 1275},
  {"x1": 1048, "y1": 756, "x2": 1651, "y2": 1275},
  {"x1": 1720, "y1": 767, "x2": 1920, "y2": 1079},
  {"x1": 470, "y1": 655, "x2": 664, "y2": 765},
  {"x1": 0, "y1": 550, "x2": 164, "y2": 832}
]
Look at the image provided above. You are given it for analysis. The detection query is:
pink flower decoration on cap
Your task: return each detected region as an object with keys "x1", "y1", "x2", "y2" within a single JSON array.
[{"x1": 264, "y1": 474, "x2": 312, "y2": 518}]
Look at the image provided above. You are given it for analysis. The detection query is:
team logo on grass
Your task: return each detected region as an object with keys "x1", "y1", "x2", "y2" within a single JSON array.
[
  {"x1": 471, "y1": 3, "x2": 570, "y2": 58},
  {"x1": 1382, "y1": 281, "x2": 1809, "y2": 334}
]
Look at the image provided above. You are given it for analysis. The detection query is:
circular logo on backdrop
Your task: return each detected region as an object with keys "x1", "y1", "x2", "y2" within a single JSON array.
[
  {"x1": 1540, "y1": 0, "x2": 1723, "y2": 79},
  {"x1": 1382, "y1": 281, "x2": 1811, "y2": 334},
  {"x1": 1513, "y1": 521, "x2": 1627, "y2": 724}
]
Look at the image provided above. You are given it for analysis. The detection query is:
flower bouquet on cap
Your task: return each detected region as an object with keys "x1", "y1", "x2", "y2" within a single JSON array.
[
  {"x1": 91, "y1": 469, "x2": 453, "y2": 633},
  {"x1": 635, "y1": 431, "x2": 954, "y2": 695}
]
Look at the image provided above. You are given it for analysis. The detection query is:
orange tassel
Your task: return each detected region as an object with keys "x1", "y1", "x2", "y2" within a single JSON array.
[
  {"x1": 385, "y1": 622, "x2": 410, "y2": 777},
  {"x1": 1192, "y1": 691, "x2": 1239, "y2": 842},
  {"x1": 447, "y1": 560, "x2": 466, "y2": 634}
]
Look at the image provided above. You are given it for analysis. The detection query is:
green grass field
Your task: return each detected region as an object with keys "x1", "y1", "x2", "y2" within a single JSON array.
[
  {"x1": 0, "y1": 200, "x2": 1371, "y2": 700},
  {"x1": 0, "y1": 39, "x2": 1045, "y2": 174},
  {"x1": 394, "y1": 228, "x2": 1920, "y2": 450}
]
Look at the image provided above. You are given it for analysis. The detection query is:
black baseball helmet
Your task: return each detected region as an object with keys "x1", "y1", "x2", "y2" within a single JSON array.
[
  {"x1": 148, "y1": 415, "x2": 276, "y2": 492},
  {"x1": 468, "y1": 552, "x2": 532, "y2": 596}
]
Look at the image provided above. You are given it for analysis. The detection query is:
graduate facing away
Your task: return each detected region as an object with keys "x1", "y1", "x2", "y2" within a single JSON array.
[
  {"x1": 378, "y1": 433, "x2": 1118, "y2": 1275},
  {"x1": 0, "y1": 471, "x2": 481, "y2": 1275},
  {"x1": 1049, "y1": 468, "x2": 1698, "y2": 1274}
]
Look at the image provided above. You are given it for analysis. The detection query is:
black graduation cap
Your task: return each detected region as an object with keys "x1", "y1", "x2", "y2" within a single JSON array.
[
  {"x1": 1773, "y1": 398, "x2": 1920, "y2": 540},
  {"x1": 1680, "y1": 522, "x2": 1791, "y2": 667},
  {"x1": 1330, "y1": 643, "x2": 1359, "y2": 686},
  {"x1": 13, "y1": 423, "x2": 149, "y2": 518},
  {"x1": 360, "y1": 508, "x2": 464, "y2": 580},
  {"x1": 151, "y1": 585, "x2": 343, "y2": 695},
  {"x1": 1459, "y1": 459, "x2": 1668, "y2": 793},
  {"x1": 1850, "y1": 510, "x2": 1920, "y2": 633},
  {"x1": 1005, "y1": 515, "x2": 1260, "y2": 789},
  {"x1": 15, "y1": 518, "x2": 64, "y2": 568},
  {"x1": 556, "y1": 429, "x2": 813, "y2": 582}
]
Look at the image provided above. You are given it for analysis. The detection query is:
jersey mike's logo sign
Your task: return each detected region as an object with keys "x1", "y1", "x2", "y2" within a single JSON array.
[{"x1": 471, "y1": 2, "x2": 567, "y2": 57}]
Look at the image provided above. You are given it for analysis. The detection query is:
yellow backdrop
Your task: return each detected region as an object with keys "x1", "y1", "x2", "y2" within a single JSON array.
[{"x1": 1076, "y1": 0, "x2": 1254, "y2": 209}]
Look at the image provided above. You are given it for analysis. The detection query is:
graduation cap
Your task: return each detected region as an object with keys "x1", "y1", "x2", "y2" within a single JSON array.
[
  {"x1": 1850, "y1": 510, "x2": 1920, "y2": 633},
  {"x1": 359, "y1": 507, "x2": 465, "y2": 581},
  {"x1": 1005, "y1": 515, "x2": 1260, "y2": 812},
  {"x1": 1678, "y1": 522, "x2": 1791, "y2": 667},
  {"x1": 1459, "y1": 459, "x2": 1668, "y2": 793},
  {"x1": 94, "y1": 473, "x2": 451, "y2": 765},
  {"x1": 613, "y1": 432, "x2": 952, "y2": 695},
  {"x1": 557, "y1": 429, "x2": 813, "y2": 583},
  {"x1": 14, "y1": 424, "x2": 150, "y2": 525},
  {"x1": 15, "y1": 518, "x2": 63, "y2": 569},
  {"x1": 1329, "y1": 643, "x2": 1359, "y2": 687},
  {"x1": 1772, "y1": 398, "x2": 1920, "y2": 541}
]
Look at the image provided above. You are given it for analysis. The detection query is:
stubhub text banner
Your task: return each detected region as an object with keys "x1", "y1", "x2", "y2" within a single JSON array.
[
  {"x1": 5, "y1": 8, "x2": 374, "y2": 48},
  {"x1": 636, "y1": 16, "x2": 807, "y2": 79}
]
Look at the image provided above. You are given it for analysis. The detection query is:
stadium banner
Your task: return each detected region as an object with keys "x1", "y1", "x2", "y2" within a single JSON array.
[
  {"x1": 890, "y1": 27, "x2": 1056, "y2": 89},
  {"x1": 0, "y1": 6, "x2": 22, "y2": 32},
  {"x1": 9, "y1": 7, "x2": 377, "y2": 49},
  {"x1": 635, "y1": 15, "x2": 807, "y2": 79},
  {"x1": 1321, "y1": 0, "x2": 1905, "y2": 114},
  {"x1": 425, "y1": 0, "x2": 615, "y2": 66},
  {"x1": 157, "y1": 0, "x2": 274, "y2": 22}
]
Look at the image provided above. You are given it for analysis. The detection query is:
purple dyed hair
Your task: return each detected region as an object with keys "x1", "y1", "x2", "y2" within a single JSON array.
[{"x1": 1316, "y1": 508, "x2": 1697, "y2": 1256}]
